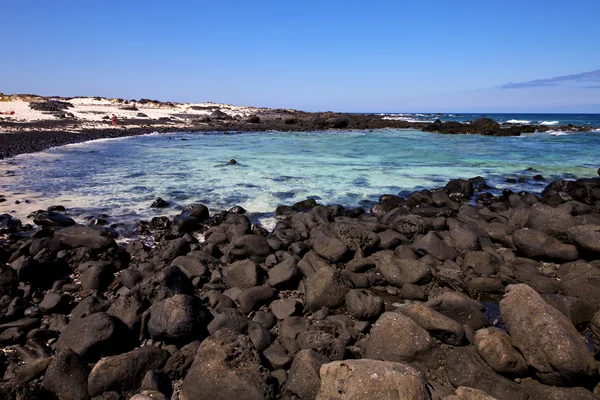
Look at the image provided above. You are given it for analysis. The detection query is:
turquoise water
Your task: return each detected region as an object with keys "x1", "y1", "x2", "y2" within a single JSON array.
[{"x1": 1, "y1": 129, "x2": 599, "y2": 231}]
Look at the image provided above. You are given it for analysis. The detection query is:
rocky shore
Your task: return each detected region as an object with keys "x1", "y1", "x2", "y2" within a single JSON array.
[
  {"x1": 1, "y1": 172, "x2": 600, "y2": 399},
  {"x1": 0, "y1": 95, "x2": 594, "y2": 160}
]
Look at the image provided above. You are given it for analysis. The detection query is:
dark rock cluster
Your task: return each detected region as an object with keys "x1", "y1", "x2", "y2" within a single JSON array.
[{"x1": 1, "y1": 175, "x2": 600, "y2": 399}]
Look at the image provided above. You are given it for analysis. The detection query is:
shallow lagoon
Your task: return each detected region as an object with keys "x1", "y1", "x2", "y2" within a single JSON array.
[{"x1": 1, "y1": 129, "x2": 598, "y2": 230}]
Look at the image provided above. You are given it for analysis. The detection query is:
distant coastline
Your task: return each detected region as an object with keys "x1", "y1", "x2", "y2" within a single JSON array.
[{"x1": 0, "y1": 93, "x2": 597, "y2": 160}]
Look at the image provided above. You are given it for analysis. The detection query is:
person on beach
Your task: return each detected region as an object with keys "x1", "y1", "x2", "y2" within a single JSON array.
[{"x1": 111, "y1": 114, "x2": 118, "y2": 126}]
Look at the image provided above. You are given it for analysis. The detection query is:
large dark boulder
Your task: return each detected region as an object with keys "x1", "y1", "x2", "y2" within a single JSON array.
[
  {"x1": 396, "y1": 303, "x2": 465, "y2": 346},
  {"x1": 445, "y1": 179, "x2": 474, "y2": 199},
  {"x1": 285, "y1": 349, "x2": 329, "y2": 400},
  {"x1": 317, "y1": 359, "x2": 431, "y2": 400},
  {"x1": 520, "y1": 378, "x2": 597, "y2": 400},
  {"x1": 0, "y1": 213, "x2": 22, "y2": 233},
  {"x1": 472, "y1": 118, "x2": 500, "y2": 135},
  {"x1": 312, "y1": 231, "x2": 349, "y2": 263},
  {"x1": 228, "y1": 234, "x2": 271, "y2": 262},
  {"x1": 180, "y1": 329, "x2": 275, "y2": 400},
  {"x1": 87, "y1": 346, "x2": 170, "y2": 397},
  {"x1": 163, "y1": 340, "x2": 201, "y2": 381},
  {"x1": 500, "y1": 284, "x2": 597, "y2": 385},
  {"x1": 446, "y1": 346, "x2": 528, "y2": 400},
  {"x1": 567, "y1": 224, "x2": 600, "y2": 256},
  {"x1": 56, "y1": 312, "x2": 133, "y2": 362},
  {"x1": 412, "y1": 231, "x2": 457, "y2": 261},
  {"x1": 369, "y1": 250, "x2": 432, "y2": 286},
  {"x1": 42, "y1": 349, "x2": 91, "y2": 400},
  {"x1": 135, "y1": 266, "x2": 194, "y2": 304},
  {"x1": 363, "y1": 312, "x2": 435, "y2": 363},
  {"x1": 474, "y1": 327, "x2": 528, "y2": 376},
  {"x1": 54, "y1": 225, "x2": 115, "y2": 251},
  {"x1": 32, "y1": 211, "x2": 76, "y2": 228},
  {"x1": 225, "y1": 259, "x2": 259, "y2": 288},
  {"x1": 145, "y1": 294, "x2": 212, "y2": 344},
  {"x1": 305, "y1": 266, "x2": 351, "y2": 312},
  {"x1": 345, "y1": 289, "x2": 384, "y2": 320},
  {"x1": 513, "y1": 228, "x2": 579, "y2": 262},
  {"x1": 424, "y1": 291, "x2": 488, "y2": 331}
]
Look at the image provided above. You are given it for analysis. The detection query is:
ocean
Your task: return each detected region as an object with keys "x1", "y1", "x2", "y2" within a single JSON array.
[
  {"x1": 1, "y1": 122, "x2": 598, "y2": 234},
  {"x1": 380, "y1": 113, "x2": 600, "y2": 128}
]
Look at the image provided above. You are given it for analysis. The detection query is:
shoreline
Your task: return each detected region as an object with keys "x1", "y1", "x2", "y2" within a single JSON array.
[
  {"x1": 1, "y1": 95, "x2": 596, "y2": 160},
  {"x1": 1, "y1": 173, "x2": 600, "y2": 398}
]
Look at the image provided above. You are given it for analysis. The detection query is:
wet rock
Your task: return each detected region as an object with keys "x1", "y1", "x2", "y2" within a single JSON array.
[
  {"x1": 0, "y1": 213, "x2": 22, "y2": 233},
  {"x1": 54, "y1": 225, "x2": 115, "y2": 251},
  {"x1": 312, "y1": 231, "x2": 349, "y2": 262},
  {"x1": 363, "y1": 312, "x2": 434, "y2": 363},
  {"x1": 345, "y1": 289, "x2": 384, "y2": 320},
  {"x1": 87, "y1": 346, "x2": 170, "y2": 397},
  {"x1": 32, "y1": 211, "x2": 76, "y2": 228},
  {"x1": 56, "y1": 312, "x2": 133, "y2": 361},
  {"x1": 473, "y1": 327, "x2": 527, "y2": 376},
  {"x1": 317, "y1": 359, "x2": 431, "y2": 400},
  {"x1": 396, "y1": 303, "x2": 465, "y2": 346},
  {"x1": 180, "y1": 329, "x2": 275, "y2": 400},
  {"x1": 513, "y1": 228, "x2": 579, "y2": 261},
  {"x1": 500, "y1": 283, "x2": 597, "y2": 385},
  {"x1": 305, "y1": 266, "x2": 351, "y2": 312},
  {"x1": 446, "y1": 347, "x2": 528, "y2": 400},
  {"x1": 145, "y1": 294, "x2": 212, "y2": 343},
  {"x1": 42, "y1": 349, "x2": 91, "y2": 400},
  {"x1": 445, "y1": 179, "x2": 474, "y2": 199},
  {"x1": 285, "y1": 349, "x2": 329, "y2": 400},
  {"x1": 150, "y1": 198, "x2": 169, "y2": 208},
  {"x1": 225, "y1": 259, "x2": 258, "y2": 288}
]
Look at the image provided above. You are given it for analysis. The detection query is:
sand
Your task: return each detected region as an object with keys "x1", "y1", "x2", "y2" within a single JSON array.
[{"x1": 0, "y1": 95, "x2": 263, "y2": 133}]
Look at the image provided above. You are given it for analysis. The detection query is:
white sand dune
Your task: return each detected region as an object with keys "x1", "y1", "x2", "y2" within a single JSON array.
[{"x1": 0, "y1": 95, "x2": 262, "y2": 133}]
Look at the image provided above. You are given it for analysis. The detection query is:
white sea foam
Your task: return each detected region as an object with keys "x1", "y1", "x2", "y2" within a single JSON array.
[
  {"x1": 506, "y1": 119, "x2": 531, "y2": 124},
  {"x1": 548, "y1": 130, "x2": 574, "y2": 136},
  {"x1": 382, "y1": 116, "x2": 433, "y2": 123},
  {"x1": 540, "y1": 121, "x2": 559, "y2": 126}
]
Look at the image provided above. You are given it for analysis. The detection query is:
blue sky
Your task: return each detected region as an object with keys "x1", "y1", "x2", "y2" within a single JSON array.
[{"x1": 2, "y1": 0, "x2": 599, "y2": 112}]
